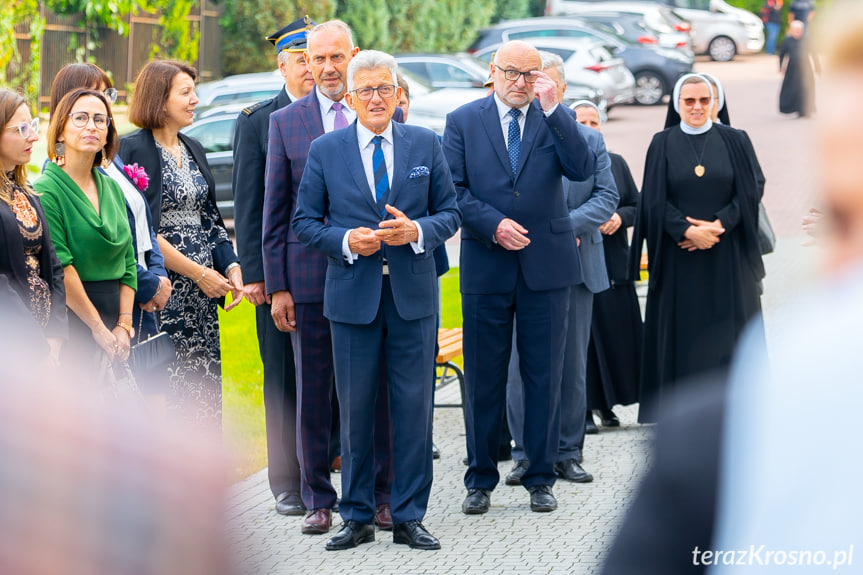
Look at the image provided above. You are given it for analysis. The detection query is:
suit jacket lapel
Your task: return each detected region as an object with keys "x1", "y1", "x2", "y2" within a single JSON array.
[
  {"x1": 386, "y1": 122, "x2": 411, "y2": 214},
  {"x1": 479, "y1": 96, "x2": 513, "y2": 180},
  {"x1": 515, "y1": 101, "x2": 543, "y2": 180},
  {"x1": 341, "y1": 124, "x2": 380, "y2": 215},
  {"x1": 301, "y1": 90, "x2": 326, "y2": 141}
]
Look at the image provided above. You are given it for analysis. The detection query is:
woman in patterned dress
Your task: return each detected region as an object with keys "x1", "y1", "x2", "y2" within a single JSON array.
[
  {"x1": 0, "y1": 89, "x2": 67, "y2": 360},
  {"x1": 120, "y1": 61, "x2": 242, "y2": 428}
]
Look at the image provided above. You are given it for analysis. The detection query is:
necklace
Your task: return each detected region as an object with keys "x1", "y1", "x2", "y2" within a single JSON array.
[
  {"x1": 686, "y1": 131, "x2": 712, "y2": 178},
  {"x1": 156, "y1": 138, "x2": 183, "y2": 167}
]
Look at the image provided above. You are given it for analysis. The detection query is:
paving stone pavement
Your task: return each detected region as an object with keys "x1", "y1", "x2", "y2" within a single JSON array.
[{"x1": 226, "y1": 55, "x2": 821, "y2": 574}]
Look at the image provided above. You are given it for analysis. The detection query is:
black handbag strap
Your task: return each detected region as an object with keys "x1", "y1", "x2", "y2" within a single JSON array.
[{"x1": 136, "y1": 309, "x2": 163, "y2": 344}]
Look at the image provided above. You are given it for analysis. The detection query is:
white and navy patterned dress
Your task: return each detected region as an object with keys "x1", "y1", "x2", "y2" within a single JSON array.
[{"x1": 157, "y1": 142, "x2": 230, "y2": 428}]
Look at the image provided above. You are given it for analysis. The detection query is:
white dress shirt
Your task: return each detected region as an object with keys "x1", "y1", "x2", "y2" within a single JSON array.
[
  {"x1": 493, "y1": 93, "x2": 559, "y2": 147},
  {"x1": 316, "y1": 87, "x2": 356, "y2": 134},
  {"x1": 341, "y1": 120, "x2": 424, "y2": 263}
]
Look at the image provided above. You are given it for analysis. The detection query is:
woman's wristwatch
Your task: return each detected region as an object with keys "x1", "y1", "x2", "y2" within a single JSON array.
[{"x1": 116, "y1": 321, "x2": 135, "y2": 339}]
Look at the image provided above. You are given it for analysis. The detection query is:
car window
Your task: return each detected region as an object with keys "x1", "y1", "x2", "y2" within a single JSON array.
[
  {"x1": 184, "y1": 118, "x2": 235, "y2": 154},
  {"x1": 507, "y1": 28, "x2": 592, "y2": 41},
  {"x1": 427, "y1": 63, "x2": 476, "y2": 84},
  {"x1": 538, "y1": 47, "x2": 575, "y2": 61},
  {"x1": 674, "y1": 0, "x2": 710, "y2": 10},
  {"x1": 399, "y1": 62, "x2": 428, "y2": 80},
  {"x1": 209, "y1": 90, "x2": 280, "y2": 106}
]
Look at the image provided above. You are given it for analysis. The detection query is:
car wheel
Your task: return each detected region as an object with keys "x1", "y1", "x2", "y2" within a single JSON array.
[
  {"x1": 634, "y1": 71, "x2": 666, "y2": 106},
  {"x1": 708, "y1": 36, "x2": 737, "y2": 62}
]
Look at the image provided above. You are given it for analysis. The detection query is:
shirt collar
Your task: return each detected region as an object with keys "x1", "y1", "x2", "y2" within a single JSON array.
[
  {"x1": 356, "y1": 119, "x2": 394, "y2": 150},
  {"x1": 317, "y1": 86, "x2": 349, "y2": 113},
  {"x1": 285, "y1": 87, "x2": 301, "y2": 103},
  {"x1": 494, "y1": 93, "x2": 532, "y2": 121}
]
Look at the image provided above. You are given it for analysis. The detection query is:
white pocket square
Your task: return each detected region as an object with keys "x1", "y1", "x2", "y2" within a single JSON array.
[{"x1": 409, "y1": 166, "x2": 430, "y2": 178}]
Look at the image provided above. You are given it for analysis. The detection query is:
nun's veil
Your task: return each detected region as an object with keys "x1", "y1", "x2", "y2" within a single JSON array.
[{"x1": 663, "y1": 73, "x2": 732, "y2": 128}]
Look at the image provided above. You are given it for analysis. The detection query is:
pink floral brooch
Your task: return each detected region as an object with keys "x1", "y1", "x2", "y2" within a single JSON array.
[{"x1": 123, "y1": 163, "x2": 150, "y2": 191}]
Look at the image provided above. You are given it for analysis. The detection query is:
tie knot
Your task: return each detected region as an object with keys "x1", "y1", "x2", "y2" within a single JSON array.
[
  {"x1": 373, "y1": 135, "x2": 384, "y2": 146},
  {"x1": 509, "y1": 107, "x2": 522, "y2": 119},
  {"x1": 332, "y1": 102, "x2": 343, "y2": 112}
]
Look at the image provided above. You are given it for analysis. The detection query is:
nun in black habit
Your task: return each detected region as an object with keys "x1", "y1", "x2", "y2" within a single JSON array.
[
  {"x1": 631, "y1": 74, "x2": 765, "y2": 423},
  {"x1": 779, "y1": 20, "x2": 820, "y2": 117}
]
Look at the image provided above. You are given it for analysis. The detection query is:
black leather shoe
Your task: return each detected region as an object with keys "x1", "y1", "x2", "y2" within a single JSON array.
[
  {"x1": 393, "y1": 520, "x2": 441, "y2": 550},
  {"x1": 325, "y1": 521, "x2": 375, "y2": 550},
  {"x1": 555, "y1": 459, "x2": 594, "y2": 483},
  {"x1": 461, "y1": 488, "x2": 491, "y2": 514},
  {"x1": 599, "y1": 408, "x2": 620, "y2": 427},
  {"x1": 505, "y1": 460, "x2": 529, "y2": 486},
  {"x1": 585, "y1": 412, "x2": 599, "y2": 435},
  {"x1": 432, "y1": 442, "x2": 441, "y2": 460},
  {"x1": 528, "y1": 484, "x2": 557, "y2": 512},
  {"x1": 275, "y1": 491, "x2": 306, "y2": 516}
]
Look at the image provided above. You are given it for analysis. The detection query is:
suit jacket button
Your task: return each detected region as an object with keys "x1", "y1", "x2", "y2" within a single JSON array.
[{"x1": 514, "y1": 190, "x2": 520, "y2": 197}]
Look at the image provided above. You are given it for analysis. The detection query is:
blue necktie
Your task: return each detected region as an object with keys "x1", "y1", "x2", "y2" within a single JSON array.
[
  {"x1": 373, "y1": 135, "x2": 389, "y2": 206},
  {"x1": 507, "y1": 107, "x2": 522, "y2": 175}
]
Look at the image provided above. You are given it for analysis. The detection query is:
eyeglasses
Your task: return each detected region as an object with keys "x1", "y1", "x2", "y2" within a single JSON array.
[
  {"x1": 681, "y1": 97, "x2": 711, "y2": 108},
  {"x1": 352, "y1": 85, "x2": 397, "y2": 101},
  {"x1": 103, "y1": 88, "x2": 118, "y2": 104},
  {"x1": 494, "y1": 65, "x2": 538, "y2": 84},
  {"x1": 6, "y1": 118, "x2": 39, "y2": 139},
  {"x1": 67, "y1": 111, "x2": 111, "y2": 130}
]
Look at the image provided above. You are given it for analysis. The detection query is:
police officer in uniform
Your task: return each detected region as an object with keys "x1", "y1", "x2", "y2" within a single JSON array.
[{"x1": 232, "y1": 16, "x2": 317, "y2": 516}]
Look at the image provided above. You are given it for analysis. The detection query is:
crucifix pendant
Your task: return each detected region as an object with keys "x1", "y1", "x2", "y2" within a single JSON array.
[{"x1": 694, "y1": 165, "x2": 705, "y2": 178}]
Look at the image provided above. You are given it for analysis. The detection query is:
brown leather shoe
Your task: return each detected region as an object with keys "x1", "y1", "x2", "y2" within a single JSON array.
[
  {"x1": 374, "y1": 503, "x2": 393, "y2": 531},
  {"x1": 330, "y1": 456, "x2": 342, "y2": 472},
  {"x1": 301, "y1": 508, "x2": 332, "y2": 535}
]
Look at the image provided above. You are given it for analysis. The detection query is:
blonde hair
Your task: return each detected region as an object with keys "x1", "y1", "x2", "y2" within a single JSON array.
[{"x1": 0, "y1": 89, "x2": 33, "y2": 206}]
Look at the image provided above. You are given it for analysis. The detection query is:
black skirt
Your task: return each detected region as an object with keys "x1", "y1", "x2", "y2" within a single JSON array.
[
  {"x1": 63, "y1": 279, "x2": 120, "y2": 370},
  {"x1": 586, "y1": 282, "x2": 642, "y2": 410}
]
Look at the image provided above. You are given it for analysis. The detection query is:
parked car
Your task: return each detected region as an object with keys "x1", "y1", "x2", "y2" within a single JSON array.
[
  {"x1": 468, "y1": 18, "x2": 690, "y2": 105},
  {"x1": 546, "y1": 0, "x2": 765, "y2": 61},
  {"x1": 194, "y1": 71, "x2": 284, "y2": 117},
  {"x1": 394, "y1": 54, "x2": 490, "y2": 89},
  {"x1": 473, "y1": 38, "x2": 636, "y2": 110},
  {"x1": 562, "y1": 2, "x2": 693, "y2": 52},
  {"x1": 180, "y1": 104, "x2": 243, "y2": 220}
]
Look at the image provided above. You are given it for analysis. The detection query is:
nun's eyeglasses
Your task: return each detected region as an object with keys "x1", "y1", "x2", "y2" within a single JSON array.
[{"x1": 681, "y1": 97, "x2": 711, "y2": 107}]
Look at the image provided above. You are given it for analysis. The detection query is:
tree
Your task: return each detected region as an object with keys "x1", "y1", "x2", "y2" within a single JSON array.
[
  {"x1": 220, "y1": 0, "x2": 337, "y2": 76},
  {"x1": 1, "y1": 0, "x2": 43, "y2": 108},
  {"x1": 149, "y1": 0, "x2": 201, "y2": 62}
]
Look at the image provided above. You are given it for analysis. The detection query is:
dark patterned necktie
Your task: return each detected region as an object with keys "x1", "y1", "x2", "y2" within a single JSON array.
[
  {"x1": 373, "y1": 135, "x2": 389, "y2": 203},
  {"x1": 507, "y1": 107, "x2": 522, "y2": 175}
]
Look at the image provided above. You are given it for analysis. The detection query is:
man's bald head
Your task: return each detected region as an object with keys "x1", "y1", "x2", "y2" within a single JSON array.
[{"x1": 491, "y1": 41, "x2": 542, "y2": 108}]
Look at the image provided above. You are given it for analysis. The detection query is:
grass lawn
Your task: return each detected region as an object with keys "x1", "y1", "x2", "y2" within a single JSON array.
[{"x1": 221, "y1": 266, "x2": 463, "y2": 482}]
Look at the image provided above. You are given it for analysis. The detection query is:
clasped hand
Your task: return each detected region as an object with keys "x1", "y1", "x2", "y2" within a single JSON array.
[
  {"x1": 679, "y1": 217, "x2": 725, "y2": 251},
  {"x1": 349, "y1": 204, "x2": 418, "y2": 256}
]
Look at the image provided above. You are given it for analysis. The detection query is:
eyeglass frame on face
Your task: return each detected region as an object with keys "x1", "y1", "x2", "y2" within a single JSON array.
[
  {"x1": 352, "y1": 84, "x2": 397, "y2": 101},
  {"x1": 494, "y1": 64, "x2": 539, "y2": 84},
  {"x1": 680, "y1": 97, "x2": 711, "y2": 108},
  {"x1": 6, "y1": 118, "x2": 39, "y2": 139},
  {"x1": 67, "y1": 111, "x2": 112, "y2": 130}
]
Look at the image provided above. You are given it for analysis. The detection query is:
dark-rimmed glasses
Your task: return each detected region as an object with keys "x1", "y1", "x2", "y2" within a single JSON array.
[
  {"x1": 494, "y1": 65, "x2": 538, "y2": 84},
  {"x1": 681, "y1": 97, "x2": 711, "y2": 108},
  {"x1": 6, "y1": 118, "x2": 39, "y2": 139},
  {"x1": 67, "y1": 112, "x2": 111, "y2": 130},
  {"x1": 352, "y1": 85, "x2": 397, "y2": 101}
]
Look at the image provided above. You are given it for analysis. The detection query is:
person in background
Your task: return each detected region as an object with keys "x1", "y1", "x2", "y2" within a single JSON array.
[
  {"x1": 396, "y1": 72, "x2": 411, "y2": 118},
  {"x1": 34, "y1": 88, "x2": 136, "y2": 379},
  {"x1": 574, "y1": 101, "x2": 642, "y2": 431},
  {"x1": 789, "y1": 0, "x2": 815, "y2": 30},
  {"x1": 231, "y1": 16, "x2": 316, "y2": 518},
  {"x1": 0, "y1": 89, "x2": 67, "y2": 363},
  {"x1": 120, "y1": 60, "x2": 242, "y2": 428},
  {"x1": 779, "y1": 20, "x2": 820, "y2": 118},
  {"x1": 48, "y1": 63, "x2": 172, "y2": 395},
  {"x1": 631, "y1": 74, "x2": 764, "y2": 423},
  {"x1": 762, "y1": 0, "x2": 784, "y2": 55}
]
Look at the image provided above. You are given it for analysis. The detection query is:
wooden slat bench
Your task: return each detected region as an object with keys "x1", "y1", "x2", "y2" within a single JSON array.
[{"x1": 435, "y1": 327, "x2": 465, "y2": 412}]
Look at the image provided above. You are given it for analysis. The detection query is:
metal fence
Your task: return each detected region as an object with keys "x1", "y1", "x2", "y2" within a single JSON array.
[{"x1": 9, "y1": 2, "x2": 221, "y2": 108}]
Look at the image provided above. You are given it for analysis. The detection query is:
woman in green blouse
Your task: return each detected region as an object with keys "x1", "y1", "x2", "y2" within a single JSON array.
[{"x1": 34, "y1": 88, "x2": 136, "y2": 371}]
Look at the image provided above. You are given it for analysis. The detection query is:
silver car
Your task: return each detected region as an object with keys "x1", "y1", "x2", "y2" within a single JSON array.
[{"x1": 473, "y1": 38, "x2": 635, "y2": 110}]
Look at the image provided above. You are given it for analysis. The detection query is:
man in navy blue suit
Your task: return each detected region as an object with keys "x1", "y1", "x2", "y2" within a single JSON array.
[
  {"x1": 443, "y1": 40, "x2": 596, "y2": 515},
  {"x1": 293, "y1": 50, "x2": 461, "y2": 551}
]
